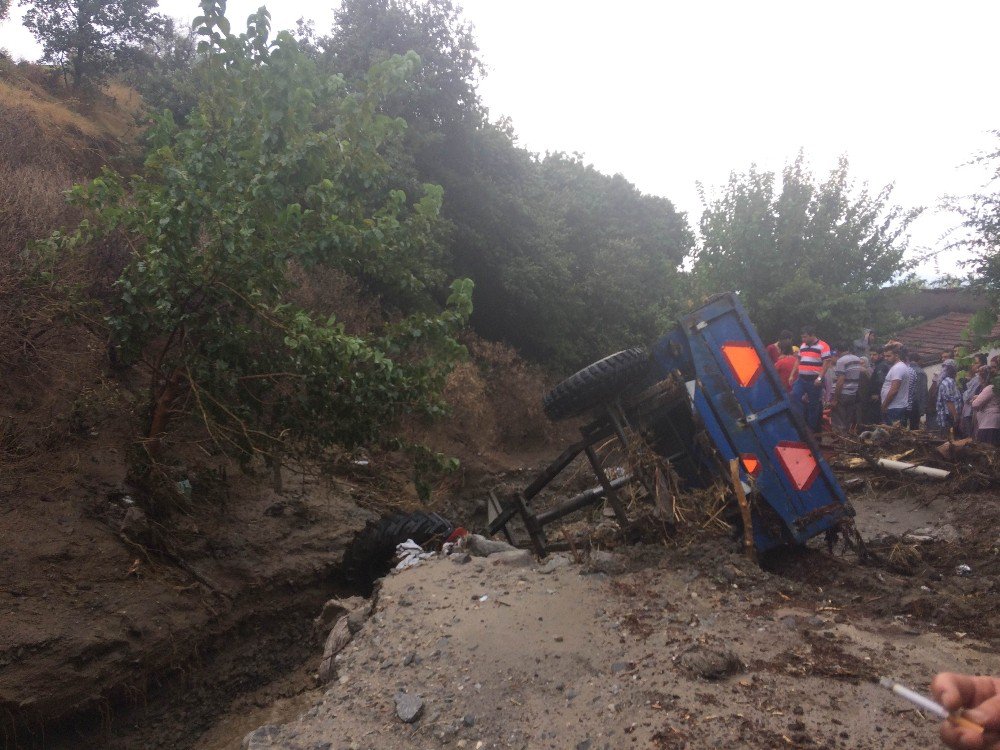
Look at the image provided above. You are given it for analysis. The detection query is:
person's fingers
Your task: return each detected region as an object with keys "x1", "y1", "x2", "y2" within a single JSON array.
[
  {"x1": 966, "y1": 694, "x2": 1000, "y2": 732},
  {"x1": 935, "y1": 673, "x2": 971, "y2": 710},
  {"x1": 934, "y1": 674, "x2": 994, "y2": 712},
  {"x1": 941, "y1": 721, "x2": 992, "y2": 750},
  {"x1": 941, "y1": 720, "x2": 964, "y2": 749}
]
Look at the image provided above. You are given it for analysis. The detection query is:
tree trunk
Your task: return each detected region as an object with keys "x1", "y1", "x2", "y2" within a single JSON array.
[
  {"x1": 72, "y1": 2, "x2": 87, "y2": 89},
  {"x1": 146, "y1": 368, "x2": 185, "y2": 459}
]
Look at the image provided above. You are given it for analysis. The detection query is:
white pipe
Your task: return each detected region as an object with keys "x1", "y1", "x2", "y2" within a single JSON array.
[{"x1": 876, "y1": 459, "x2": 950, "y2": 480}]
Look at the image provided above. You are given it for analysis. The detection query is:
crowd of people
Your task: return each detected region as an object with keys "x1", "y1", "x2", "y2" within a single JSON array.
[
  {"x1": 766, "y1": 329, "x2": 1000, "y2": 445},
  {"x1": 766, "y1": 332, "x2": 1000, "y2": 748}
]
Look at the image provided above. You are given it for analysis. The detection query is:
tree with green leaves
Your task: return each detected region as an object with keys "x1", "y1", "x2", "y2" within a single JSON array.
[
  {"x1": 694, "y1": 154, "x2": 919, "y2": 345},
  {"x1": 1, "y1": 0, "x2": 11, "y2": 21},
  {"x1": 946, "y1": 132, "x2": 1000, "y2": 345},
  {"x1": 124, "y1": 22, "x2": 202, "y2": 121},
  {"x1": 22, "y1": 0, "x2": 167, "y2": 88},
  {"x1": 322, "y1": 0, "x2": 484, "y2": 131},
  {"x1": 321, "y1": 0, "x2": 694, "y2": 369},
  {"x1": 43, "y1": 0, "x2": 472, "y2": 490},
  {"x1": 493, "y1": 152, "x2": 693, "y2": 366},
  {"x1": 956, "y1": 134, "x2": 1000, "y2": 297}
]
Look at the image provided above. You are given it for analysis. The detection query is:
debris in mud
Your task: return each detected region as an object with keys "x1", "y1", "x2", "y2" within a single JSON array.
[
  {"x1": 674, "y1": 644, "x2": 744, "y2": 680},
  {"x1": 763, "y1": 631, "x2": 877, "y2": 683},
  {"x1": 830, "y1": 424, "x2": 1000, "y2": 489},
  {"x1": 586, "y1": 549, "x2": 628, "y2": 575},
  {"x1": 395, "y1": 539, "x2": 436, "y2": 570}
]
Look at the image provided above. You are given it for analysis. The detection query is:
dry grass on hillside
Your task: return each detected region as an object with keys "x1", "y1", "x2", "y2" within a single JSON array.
[
  {"x1": 404, "y1": 331, "x2": 562, "y2": 496},
  {"x1": 0, "y1": 65, "x2": 142, "y2": 481},
  {"x1": 0, "y1": 63, "x2": 143, "y2": 138}
]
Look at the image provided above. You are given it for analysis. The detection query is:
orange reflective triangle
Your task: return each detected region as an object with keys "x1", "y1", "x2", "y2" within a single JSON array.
[
  {"x1": 740, "y1": 453, "x2": 761, "y2": 476},
  {"x1": 721, "y1": 341, "x2": 763, "y2": 388},
  {"x1": 774, "y1": 441, "x2": 820, "y2": 491}
]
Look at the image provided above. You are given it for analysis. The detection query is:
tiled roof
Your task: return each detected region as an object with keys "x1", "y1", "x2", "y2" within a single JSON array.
[{"x1": 892, "y1": 312, "x2": 1000, "y2": 366}]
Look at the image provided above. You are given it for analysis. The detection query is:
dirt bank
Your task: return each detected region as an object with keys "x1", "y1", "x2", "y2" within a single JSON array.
[
  {"x1": 241, "y1": 484, "x2": 1000, "y2": 750},
  {"x1": 1, "y1": 458, "x2": 370, "y2": 749}
]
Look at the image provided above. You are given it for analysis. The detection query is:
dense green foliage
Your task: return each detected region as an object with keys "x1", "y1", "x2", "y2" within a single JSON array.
[
  {"x1": 125, "y1": 23, "x2": 203, "y2": 122},
  {"x1": 952, "y1": 132, "x2": 1000, "y2": 344},
  {"x1": 40, "y1": 0, "x2": 919, "y2": 375},
  {"x1": 319, "y1": 0, "x2": 693, "y2": 369},
  {"x1": 958, "y1": 134, "x2": 1000, "y2": 300},
  {"x1": 22, "y1": 0, "x2": 167, "y2": 87},
  {"x1": 44, "y1": 0, "x2": 472, "y2": 464},
  {"x1": 694, "y1": 155, "x2": 919, "y2": 345}
]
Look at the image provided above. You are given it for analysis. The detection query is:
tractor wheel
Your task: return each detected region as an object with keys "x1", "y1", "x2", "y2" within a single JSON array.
[
  {"x1": 542, "y1": 348, "x2": 650, "y2": 421},
  {"x1": 340, "y1": 511, "x2": 455, "y2": 595}
]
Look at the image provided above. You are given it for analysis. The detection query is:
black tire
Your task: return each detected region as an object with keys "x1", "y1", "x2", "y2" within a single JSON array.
[
  {"x1": 543, "y1": 348, "x2": 650, "y2": 421},
  {"x1": 340, "y1": 511, "x2": 455, "y2": 595}
]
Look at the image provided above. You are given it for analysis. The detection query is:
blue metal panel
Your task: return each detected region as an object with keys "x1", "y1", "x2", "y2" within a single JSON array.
[{"x1": 679, "y1": 294, "x2": 852, "y2": 550}]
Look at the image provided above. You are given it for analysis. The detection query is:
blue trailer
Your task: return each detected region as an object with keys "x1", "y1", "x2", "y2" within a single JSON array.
[{"x1": 487, "y1": 293, "x2": 855, "y2": 556}]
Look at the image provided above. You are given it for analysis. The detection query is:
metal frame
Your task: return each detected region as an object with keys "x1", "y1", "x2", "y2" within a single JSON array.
[
  {"x1": 485, "y1": 382, "x2": 694, "y2": 555},
  {"x1": 487, "y1": 293, "x2": 855, "y2": 557}
]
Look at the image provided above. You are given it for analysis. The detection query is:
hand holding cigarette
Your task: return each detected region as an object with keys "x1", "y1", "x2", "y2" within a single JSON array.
[{"x1": 932, "y1": 673, "x2": 1000, "y2": 750}]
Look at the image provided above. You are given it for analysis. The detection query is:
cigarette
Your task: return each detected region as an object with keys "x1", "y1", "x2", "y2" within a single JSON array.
[{"x1": 880, "y1": 677, "x2": 984, "y2": 734}]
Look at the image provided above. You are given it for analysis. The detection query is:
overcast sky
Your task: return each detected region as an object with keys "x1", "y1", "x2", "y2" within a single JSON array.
[{"x1": 4, "y1": 1, "x2": 999, "y2": 278}]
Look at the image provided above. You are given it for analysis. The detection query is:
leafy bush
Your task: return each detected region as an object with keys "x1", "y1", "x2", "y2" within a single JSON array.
[{"x1": 41, "y1": 0, "x2": 473, "y2": 471}]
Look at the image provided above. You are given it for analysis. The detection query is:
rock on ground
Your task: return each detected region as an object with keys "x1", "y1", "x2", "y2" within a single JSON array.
[{"x1": 394, "y1": 692, "x2": 423, "y2": 723}]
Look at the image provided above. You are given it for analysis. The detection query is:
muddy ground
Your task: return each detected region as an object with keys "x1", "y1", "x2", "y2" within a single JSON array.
[
  {"x1": 4, "y1": 425, "x2": 998, "y2": 750},
  {"x1": 229, "y1": 483, "x2": 1000, "y2": 750},
  {"x1": 0, "y1": 438, "x2": 543, "y2": 750}
]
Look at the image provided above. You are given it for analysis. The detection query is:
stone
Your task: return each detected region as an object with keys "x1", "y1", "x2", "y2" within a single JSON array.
[
  {"x1": 489, "y1": 549, "x2": 534, "y2": 567},
  {"x1": 537, "y1": 554, "x2": 571, "y2": 574},
  {"x1": 450, "y1": 552, "x2": 472, "y2": 565},
  {"x1": 241, "y1": 724, "x2": 282, "y2": 750},
  {"x1": 586, "y1": 550, "x2": 626, "y2": 575},
  {"x1": 394, "y1": 692, "x2": 424, "y2": 723},
  {"x1": 314, "y1": 596, "x2": 370, "y2": 634},
  {"x1": 346, "y1": 599, "x2": 373, "y2": 634},
  {"x1": 464, "y1": 534, "x2": 518, "y2": 557},
  {"x1": 462, "y1": 713, "x2": 476, "y2": 727},
  {"x1": 933, "y1": 524, "x2": 960, "y2": 543}
]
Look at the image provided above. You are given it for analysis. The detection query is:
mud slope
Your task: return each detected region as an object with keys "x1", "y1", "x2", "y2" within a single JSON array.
[{"x1": 1, "y1": 468, "x2": 368, "y2": 749}]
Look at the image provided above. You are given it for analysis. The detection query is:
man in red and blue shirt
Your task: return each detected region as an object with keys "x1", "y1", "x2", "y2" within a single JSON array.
[{"x1": 790, "y1": 326, "x2": 832, "y2": 432}]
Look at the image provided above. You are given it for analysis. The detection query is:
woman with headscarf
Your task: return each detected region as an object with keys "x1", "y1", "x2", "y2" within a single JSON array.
[{"x1": 936, "y1": 360, "x2": 963, "y2": 437}]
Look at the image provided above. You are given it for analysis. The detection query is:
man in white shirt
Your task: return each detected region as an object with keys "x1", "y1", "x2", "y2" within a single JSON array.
[
  {"x1": 830, "y1": 344, "x2": 863, "y2": 432},
  {"x1": 880, "y1": 344, "x2": 910, "y2": 425}
]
